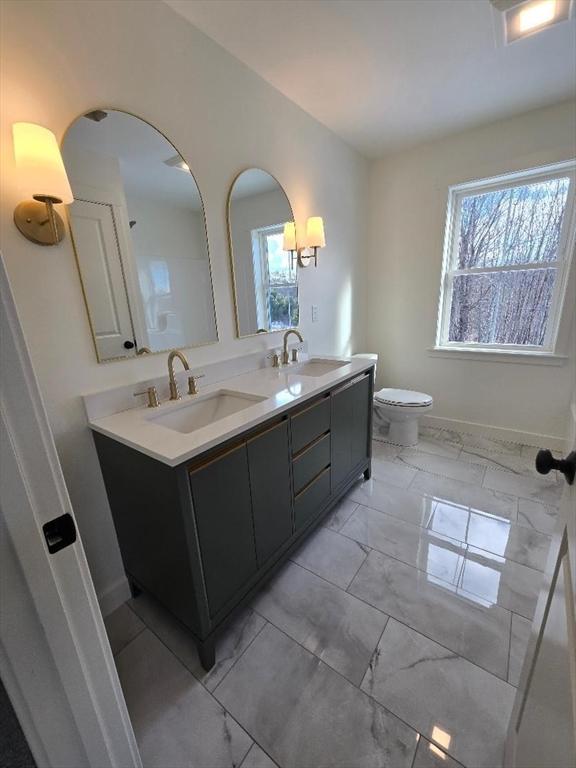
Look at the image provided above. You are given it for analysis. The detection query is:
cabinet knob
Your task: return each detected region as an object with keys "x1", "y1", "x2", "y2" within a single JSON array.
[{"x1": 123, "y1": 340, "x2": 135, "y2": 349}]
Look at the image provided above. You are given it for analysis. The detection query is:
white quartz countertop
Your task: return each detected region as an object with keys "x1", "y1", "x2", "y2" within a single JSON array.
[{"x1": 88, "y1": 356, "x2": 374, "y2": 467}]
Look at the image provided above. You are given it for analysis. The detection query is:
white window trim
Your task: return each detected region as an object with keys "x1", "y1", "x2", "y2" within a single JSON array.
[{"x1": 435, "y1": 159, "x2": 576, "y2": 358}]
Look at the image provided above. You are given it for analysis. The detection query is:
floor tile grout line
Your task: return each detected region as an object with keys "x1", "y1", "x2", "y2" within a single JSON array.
[
  {"x1": 387, "y1": 429, "x2": 531, "y2": 459},
  {"x1": 321, "y1": 500, "x2": 360, "y2": 533},
  {"x1": 239, "y1": 740, "x2": 279, "y2": 768},
  {"x1": 377, "y1": 447, "x2": 562, "y2": 500},
  {"x1": 356, "y1": 614, "x2": 391, "y2": 693},
  {"x1": 343, "y1": 577, "x2": 515, "y2": 685},
  {"x1": 234, "y1": 612, "x2": 470, "y2": 768},
  {"x1": 270, "y1": 557, "x2": 389, "y2": 620},
  {"x1": 127, "y1": 599, "x2": 270, "y2": 711},
  {"x1": 249, "y1": 604, "x2": 384, "y2": 691},
  {"x1": 120, "y1": 606, "x2": 273, "y2": 765},
  {"x1": 240, "y1": 609, "x2": 423, "y2": 748},
  {"x1": 354, "y1": 480, "x2": 546, "y2": 537},
  {"x1": 111, "y1": 619, "x2": 260, "y2": 754},
  {"x1": 409, "y1": 737, "x2": 419, "y2": 768},
  {"x1": 338, "y1": 499, "x2": 549, "y2": 578},
  {"x1": 380, "y1": 460, "x2": 499, "y2": 494},
  {"x1": 251, "y1": 554, "x2": 514, "y2": 686},
  {"x1": 110, "y1": 624, "x2": 146, "y2": 660},
  {"x1": 109, "y1": 602, "x2": 147, "y2": 658},
  {"x1": 344, "y1": 543, "x2": 371, "y2": 590},
  {"x1": 351, "y1": 530, "x2": 542, "y2": 607},
  {"x1": 210, "y1": 619, "x2": 269, "y2": 696},
  {"x1": 128, "y1": 594, "x2": 500, "y2": 768},
  {"x1": 392, "y1": 450, "x2": 491, "y2": 480},
  {"x1": 123, "y1": 539, "x2": 522, "y2": 696},
  {"x1": 236, "y1": 735, "x2": 256, "y2": 768}
]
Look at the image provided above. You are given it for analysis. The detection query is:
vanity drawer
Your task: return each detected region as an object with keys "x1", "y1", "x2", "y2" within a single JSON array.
[
  {"x1": 292, "y1": 433, "x2": 331, "y2": 495},
  {"x1": 294, "y1": 467, "x2": 331, "y2": 530},
  {"x1": 291, "y1": 396, "x2": 330, "y2": 454}
]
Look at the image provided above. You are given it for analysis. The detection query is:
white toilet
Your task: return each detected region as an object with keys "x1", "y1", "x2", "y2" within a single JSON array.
[{"x1": 353, "y1": 354, "x2": 433, "y2": 447}]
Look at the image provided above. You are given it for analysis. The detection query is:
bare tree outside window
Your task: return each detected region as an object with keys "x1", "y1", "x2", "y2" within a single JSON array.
[{"x1": 438, "y1": 168, "x2": 574, "y2": 352}]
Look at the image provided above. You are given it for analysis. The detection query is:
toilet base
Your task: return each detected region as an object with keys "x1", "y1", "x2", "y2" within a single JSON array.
[{"x1": 388, "y1": 418, "x2": 419, "y2": 447}]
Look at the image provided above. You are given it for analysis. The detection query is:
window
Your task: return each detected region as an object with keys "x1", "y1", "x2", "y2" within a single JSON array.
[
  {"x1": 252, "y1": 224, "x2": 298, "y2": 331},
  {"x1": 436, "y1": 161, "x2": 575, "y2": 355}
]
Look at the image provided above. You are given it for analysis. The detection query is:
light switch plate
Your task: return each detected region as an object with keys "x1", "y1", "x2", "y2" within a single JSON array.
[{"x1": 311, "y1": 304, "x2": 319, "y2": 323}]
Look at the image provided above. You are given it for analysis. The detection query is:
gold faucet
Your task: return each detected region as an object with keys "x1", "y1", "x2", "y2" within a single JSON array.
[
  {"x1": 168, "y1": 350, "x2": 190, "y2": 400},
  {"x1": 282, "y1": 329, "x2": 303, "y2": 365}
]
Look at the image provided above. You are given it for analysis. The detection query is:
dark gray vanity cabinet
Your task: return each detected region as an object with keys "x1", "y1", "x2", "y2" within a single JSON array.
[
  {"x1": 93, "y1": 367, "x2": 373, "y2": 672},
  {"x1": 246, "y1": 420, "x2": 293, "y2": 566},
  {"x1": 331, "y1": 375, "x2": 372, "y2": 490},
  {"x1": 188, "y1": 443, "x2": 258, "y2": 618}
]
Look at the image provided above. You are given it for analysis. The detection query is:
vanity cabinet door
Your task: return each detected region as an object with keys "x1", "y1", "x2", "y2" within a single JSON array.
[
  {"x1": 189, "y1": 444, "x2": 258, "y2": 617},
  {"x1": 331, "y1": 374, "x2": 371, "y2": 489},
  {"x1": 247, "y1": 420, "x2": 293, "y2": 566}
]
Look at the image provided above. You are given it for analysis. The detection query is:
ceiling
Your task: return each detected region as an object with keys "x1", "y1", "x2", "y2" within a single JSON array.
[
  {"x1": 64, "y1": 110, "x2": 203, "y2": 208},
  {"x1": 231, "y1": 168, "x2": 284, "y2": 199},
  {"x1": 165, "y1": 0, "x2": 576, "y2": 157}
]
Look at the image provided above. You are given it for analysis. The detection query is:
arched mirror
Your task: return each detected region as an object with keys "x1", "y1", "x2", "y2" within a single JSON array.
[
  {"x1": 228, "y1": 168, "x2": 298, "y2": 337},
  {"x1": 62, "y1": 109, "x2": 218, "y2": 362}
]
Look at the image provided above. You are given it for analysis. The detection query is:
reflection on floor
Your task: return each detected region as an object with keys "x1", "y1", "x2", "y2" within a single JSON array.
[{"x1": 105, "y1": 426, "x2": 563, "y2": 768}]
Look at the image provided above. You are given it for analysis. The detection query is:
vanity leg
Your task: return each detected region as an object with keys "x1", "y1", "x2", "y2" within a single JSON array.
[
  {"x1": 363, "y1": 464, "x2": 372, "y2": 480},
  {"x1": 198, "y1": 638, "x2": 216, "y2": 671},
  {"x1": 128, "y1": 578, "x2": 141, "y2": 599}
]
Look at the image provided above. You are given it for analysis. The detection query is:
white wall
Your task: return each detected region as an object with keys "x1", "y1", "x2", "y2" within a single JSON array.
[
  {"x1": 0, "y1": 0, "x2": 368, "y2": 611},
  {"x1": 367, "y1": 101, "x2": 576, "y2": 442},
  {"x1": 126, "y1": 196, "x2": 216, "y2": 350}
]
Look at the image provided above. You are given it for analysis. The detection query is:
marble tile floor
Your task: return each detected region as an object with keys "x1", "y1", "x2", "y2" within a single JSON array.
[{"x1": 104, "y1": 430, "x2": 561, "y2": 768}]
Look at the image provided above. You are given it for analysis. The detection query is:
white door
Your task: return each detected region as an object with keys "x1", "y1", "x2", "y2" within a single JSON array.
[
  {"x1": 0, "y1": 253, "x2": 141, "y2": 768},
  {"x1": 69, "y1": 198, "x2": 136, "y2": 360},
  {"x1": 506, "y1": 331, "x2": 576, "y2": 766}
]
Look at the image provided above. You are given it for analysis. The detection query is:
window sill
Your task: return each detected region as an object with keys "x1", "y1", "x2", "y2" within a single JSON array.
[{"x1": 428, "y1": 347, "x2": 568, "y2": 366}]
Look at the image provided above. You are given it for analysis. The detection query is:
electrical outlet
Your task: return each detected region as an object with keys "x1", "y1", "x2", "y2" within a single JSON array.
[{"x1": 311, "y1": 304, "x2": 319, "y2": 323}]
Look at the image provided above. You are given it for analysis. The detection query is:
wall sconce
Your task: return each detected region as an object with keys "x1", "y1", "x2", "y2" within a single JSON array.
[
  {"x1": 283, "y1": 216, "x2": 326, "y2": 268},
  {"x1": 12, "y1": 123, "x2": 73, "y2": 246}
]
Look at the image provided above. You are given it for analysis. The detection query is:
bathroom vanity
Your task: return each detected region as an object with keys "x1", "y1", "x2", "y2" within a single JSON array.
[{"x1": 90, "y1": 357, "x2": 374, "y2": 669}]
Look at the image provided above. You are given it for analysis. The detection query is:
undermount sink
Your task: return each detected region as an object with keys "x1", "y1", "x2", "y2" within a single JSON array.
[
  {"x1": 148, "y1": 390, "x2": 266, "y2": 434},
  {"x1": 291, "y1": 358, "x2": 350, "y2": 377}
]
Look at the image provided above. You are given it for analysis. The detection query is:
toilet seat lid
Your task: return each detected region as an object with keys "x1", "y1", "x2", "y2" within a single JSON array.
[{"x1": 375, "y1": 388, "x2": 433, "y2": 407}]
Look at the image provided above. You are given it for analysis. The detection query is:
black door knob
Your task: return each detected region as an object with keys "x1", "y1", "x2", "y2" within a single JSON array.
[
  {"x1": 535, "y1": 449, "x2": 576, "y2": 485},
  {"x1": 123, "y1": 340, "x2": 135, "y2": 349}
]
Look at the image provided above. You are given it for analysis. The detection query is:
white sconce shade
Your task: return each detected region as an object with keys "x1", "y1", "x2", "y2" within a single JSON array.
[
  {"x1": 13, "y1": 122, "x2": 73, "y2": 204},
  {"x1": 306, "y1": 216, "x2": 326, "y2": 249},
  {"x1": 283, "y1": 221, "x2": 297, "y2": 251}
]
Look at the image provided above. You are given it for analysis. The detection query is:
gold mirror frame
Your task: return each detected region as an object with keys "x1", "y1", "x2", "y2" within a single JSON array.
[
  {"x1": 62, "y1": 106, "x2": 219, "y2": 363},
  {"x1": 227, "y1": 167, "x2": 297, "y2": 339}
]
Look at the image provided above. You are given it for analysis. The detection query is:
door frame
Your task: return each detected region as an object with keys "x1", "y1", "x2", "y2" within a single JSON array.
[
  {"x1": 505, "y1": 296, "x2": 576, "y2": 765},
  {"x1": 0, "y1": 251, "x2": 141, "y2": 767}
]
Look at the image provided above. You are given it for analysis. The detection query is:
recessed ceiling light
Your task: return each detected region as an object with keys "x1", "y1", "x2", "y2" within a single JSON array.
[
  {"x1": 163, "y1": 154, "x2": 190, "y2": 172},
  {"x1": 491, "y1": 0, "x2": 572, "y2": 44}
]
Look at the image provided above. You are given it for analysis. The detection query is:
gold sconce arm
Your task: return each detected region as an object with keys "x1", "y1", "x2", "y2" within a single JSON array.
[
  {"x1": 12, "y1": 123, "x2": 73, "y2": 246},
  {"x1": 283, "y1": 217, "x2": 325, "y2": 269},
  {"x1": 14, "y1": 195, "x2": 66, "y2": 246}
]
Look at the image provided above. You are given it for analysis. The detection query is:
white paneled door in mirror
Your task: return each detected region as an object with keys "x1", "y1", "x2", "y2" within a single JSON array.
[
  {"x1": 62, "y1": 109, "x2": 218, "y2": 362},
  {"x1": 228, "y1": 168, "x2": 298, "y2": 337}
]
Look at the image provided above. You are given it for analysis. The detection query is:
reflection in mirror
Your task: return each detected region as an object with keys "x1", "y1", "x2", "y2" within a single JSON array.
[
  {"x1": 228, "y1": 169, "x2": 298, "y2": 337},
  {"x1": 62, "y1": 110, "x2": 218, "y2": 362}
]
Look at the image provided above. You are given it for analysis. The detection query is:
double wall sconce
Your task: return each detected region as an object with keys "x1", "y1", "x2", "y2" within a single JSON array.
[
  {"x1": 283, "y1": 216, "x2": 326, "y2": 268},
  {"x1": 12, "y1": 122, "x2": 73, "y2": 246}
]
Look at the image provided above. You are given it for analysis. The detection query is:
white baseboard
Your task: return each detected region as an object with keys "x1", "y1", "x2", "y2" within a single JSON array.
[
  {"x1": 419, "y1": 414, "x2": 565, "y2": 451},
  {"x1": 98, "y1": 576, "x2": 131, "y2": 617}
]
